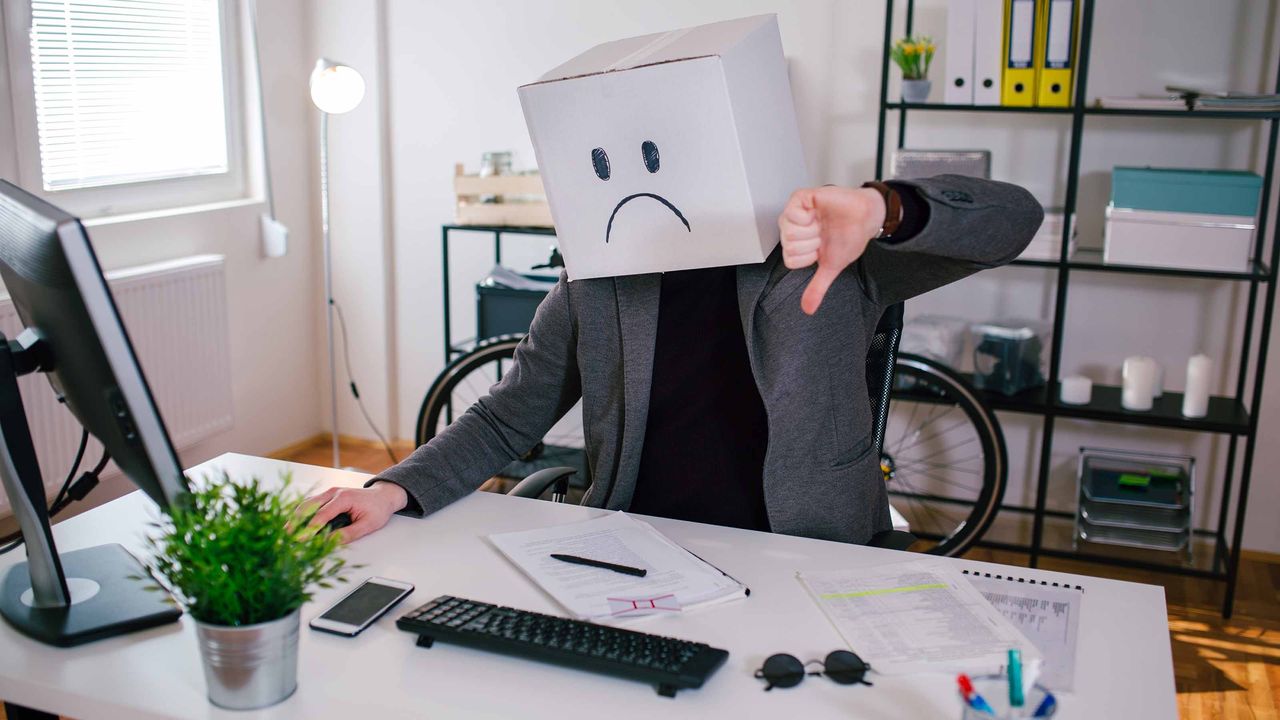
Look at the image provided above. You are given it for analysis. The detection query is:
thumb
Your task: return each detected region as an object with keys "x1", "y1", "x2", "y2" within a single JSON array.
[{"x1": 801, "y1": 261, "x2": 842, "y2": 315}]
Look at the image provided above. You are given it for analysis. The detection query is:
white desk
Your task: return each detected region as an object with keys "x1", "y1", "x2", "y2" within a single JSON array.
[{"x1": 0, "y1": 453, "x2": 1177, "y2": 719}]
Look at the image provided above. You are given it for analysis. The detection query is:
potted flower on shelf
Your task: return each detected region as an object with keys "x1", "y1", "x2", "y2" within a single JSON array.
[
  {"x1": 892, "y1": 36, "x2": 936, "y2": 103},
  {"x1": 140, "y1": 472, "x2": 349, "y2": 710}
]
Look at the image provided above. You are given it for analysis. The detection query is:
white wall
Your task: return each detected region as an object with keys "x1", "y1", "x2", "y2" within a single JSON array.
[
  {"x1": 354, "y1": 0, "x2": 1280, "y2": 554},
  {"x1": 0, "y1": 0, "x2": 323, "y2": 505}
]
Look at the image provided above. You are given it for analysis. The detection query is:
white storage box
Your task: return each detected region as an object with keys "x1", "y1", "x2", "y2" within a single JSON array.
[
  {"x1": 518, "y1": 15, "x2": 808, "y2": 280},
  {"x1": 1103, "y1": 206, "x2": 1254, "y2": 272}
]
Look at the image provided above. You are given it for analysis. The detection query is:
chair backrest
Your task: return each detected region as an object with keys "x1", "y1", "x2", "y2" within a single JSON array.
[{"x1": 865, "y1": 302, "x2": 905, "y2": 457}]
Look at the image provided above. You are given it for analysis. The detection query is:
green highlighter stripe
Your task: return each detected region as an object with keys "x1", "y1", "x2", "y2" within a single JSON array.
[{"x1": 820, "y1": 583, "x2": 947, "y2": 599}]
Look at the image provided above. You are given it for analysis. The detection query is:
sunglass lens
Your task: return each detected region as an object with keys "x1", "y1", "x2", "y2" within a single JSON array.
[
  {"x1": 760, "y1": 653, "x2": 806, "y2": 690},
  {"x1": 823, "y1": 650, "x2": 870, "y2": 685}
]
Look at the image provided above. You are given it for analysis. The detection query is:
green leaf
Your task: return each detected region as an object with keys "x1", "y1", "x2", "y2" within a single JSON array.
[{"x1": 132, "y1": 471, "x2": 349, "y2": 626}]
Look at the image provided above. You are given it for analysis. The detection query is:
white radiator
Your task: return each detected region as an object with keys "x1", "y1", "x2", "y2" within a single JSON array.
[{"x1": 0, "y1": 254, "x2": 233, "y2": 513}]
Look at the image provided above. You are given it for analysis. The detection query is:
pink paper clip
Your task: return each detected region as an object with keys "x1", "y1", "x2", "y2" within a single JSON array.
[{"x1": 607, "y1": 594, "x2": 682, "y2": 617}]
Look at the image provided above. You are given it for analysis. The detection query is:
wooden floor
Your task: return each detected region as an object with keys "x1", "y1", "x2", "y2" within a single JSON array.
[{"x1": 4, "y1": 436, "x2": 1275, "y2": 719}]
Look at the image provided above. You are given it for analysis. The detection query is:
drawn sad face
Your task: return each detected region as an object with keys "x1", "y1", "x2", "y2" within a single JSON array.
[
  {"x1": 520, "y1": 57, "x2": 768, "y2": 278},
  {"x1": 590, "y1": 140, "x2": 691, "y2": 243}
]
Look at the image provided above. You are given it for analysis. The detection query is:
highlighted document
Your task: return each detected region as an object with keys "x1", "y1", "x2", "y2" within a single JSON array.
[{"x1": 799, "y1": 562, "x2": 1042, "y2": 676}]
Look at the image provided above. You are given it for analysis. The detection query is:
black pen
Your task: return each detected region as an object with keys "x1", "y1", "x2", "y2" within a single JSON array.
[{"x1": 550, "y1": 553, "x2": 648, "y2": 577}]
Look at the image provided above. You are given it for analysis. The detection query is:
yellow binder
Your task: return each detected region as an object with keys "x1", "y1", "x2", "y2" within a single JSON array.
[
  {"x1": 1037, "y1": 0, "x2": 1078, "y2": 106},
  {"x1": 1002, "y1": 0, "x2": 1037, "y2": 106}
]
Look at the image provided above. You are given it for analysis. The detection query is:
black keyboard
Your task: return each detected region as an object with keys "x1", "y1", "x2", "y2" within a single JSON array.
[{"x1": 396, "y1": 594, "x2": 729, "y2": 697}]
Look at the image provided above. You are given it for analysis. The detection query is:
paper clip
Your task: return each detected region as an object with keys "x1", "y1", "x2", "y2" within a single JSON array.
[{"x1": 607, "y1": 594, "x2": 681, "y2": 617}]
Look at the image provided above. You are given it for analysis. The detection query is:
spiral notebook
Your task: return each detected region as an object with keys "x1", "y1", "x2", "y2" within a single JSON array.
[{"x1": 962, "y1": 569, "x2": 1084, "y2": 691}]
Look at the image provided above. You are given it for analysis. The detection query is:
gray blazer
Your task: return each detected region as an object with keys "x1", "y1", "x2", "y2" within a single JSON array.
[{"x1": 378, "y1": 175, "x2": 1043, "y2": 544}]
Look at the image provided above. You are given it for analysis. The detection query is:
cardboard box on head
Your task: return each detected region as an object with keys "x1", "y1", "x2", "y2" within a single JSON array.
[{"x1": 519, "y1": 14, "x2": 809, "y2": 281}]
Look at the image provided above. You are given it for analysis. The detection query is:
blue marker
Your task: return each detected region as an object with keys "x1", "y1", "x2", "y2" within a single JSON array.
[
  {"x1": 1033, "y1": 692, "x2": 1057, "y2": 717},
  {"x1": 1008, "y1": 649, "x2": 1024, "y2": 708}
]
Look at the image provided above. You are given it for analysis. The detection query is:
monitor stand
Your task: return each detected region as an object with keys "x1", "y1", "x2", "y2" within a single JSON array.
[{"x1": 0, "y1": 331, "x2": 180, "y2": 647}]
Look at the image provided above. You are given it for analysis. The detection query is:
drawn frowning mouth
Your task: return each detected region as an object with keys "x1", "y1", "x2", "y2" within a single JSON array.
[{"x1": 605, "y1": 193, "x2": 691, "y2": 243}]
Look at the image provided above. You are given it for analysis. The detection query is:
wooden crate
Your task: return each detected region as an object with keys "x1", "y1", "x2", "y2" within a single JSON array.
[{"x1": 454, "y1": 163, "x2": 554, "y2": 227}]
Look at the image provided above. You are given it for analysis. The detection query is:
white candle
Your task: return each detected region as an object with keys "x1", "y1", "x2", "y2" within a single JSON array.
[
  {"x1": 1122, "y1": 356, "x2": 1157, "y2": 411},
  {"x1": 1152, "y1": 361, "x2": 1164, "y2": 399},
  {"x1": 1183, "y1": 354, "x2": 1214, "y2": 418},
  {"x1": 1060, "y1": 375, "x2": 1093, "y2": 405}
]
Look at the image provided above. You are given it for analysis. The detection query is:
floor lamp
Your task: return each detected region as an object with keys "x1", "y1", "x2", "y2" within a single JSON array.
[{"x1": 310, "y1": 58, "x2": 365, "y2": 468}]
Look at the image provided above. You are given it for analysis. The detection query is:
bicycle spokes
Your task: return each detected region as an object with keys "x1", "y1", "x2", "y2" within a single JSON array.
[
  {"x1": 418, "y1": 338, "x2": 589, "y2": 486},
  {"x1": 884, "y1": 355, "x2": 1006, "y2": 556}
]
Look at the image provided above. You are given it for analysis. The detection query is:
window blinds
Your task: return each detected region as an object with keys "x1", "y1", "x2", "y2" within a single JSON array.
[{"x1": 28, "y1": 0, "x2": 229, "y2": 191}]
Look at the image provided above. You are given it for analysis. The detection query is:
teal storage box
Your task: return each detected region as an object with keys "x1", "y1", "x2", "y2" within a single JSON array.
[{"x1": 1111, "y1": 167, "x2": 1262, "y2": 217}]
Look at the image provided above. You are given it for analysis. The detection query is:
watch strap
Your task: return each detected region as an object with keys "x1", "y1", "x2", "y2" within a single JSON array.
[{"x1": 861, "y1": 180, "x2": 903, "y2": 239}]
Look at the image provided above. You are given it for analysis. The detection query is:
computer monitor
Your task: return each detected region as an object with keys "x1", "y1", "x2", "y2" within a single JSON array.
[{"x1": 0, "y1": 179, "x2": 188, "y2": 646}]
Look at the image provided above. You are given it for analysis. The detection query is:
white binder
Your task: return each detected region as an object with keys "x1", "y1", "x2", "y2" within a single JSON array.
[
  {"x1": 974, "y1": 0, "x2": 1004, "y2": 105},
  {"x1": 944, "y1": 0, "x2": 976, "y2": 104}
]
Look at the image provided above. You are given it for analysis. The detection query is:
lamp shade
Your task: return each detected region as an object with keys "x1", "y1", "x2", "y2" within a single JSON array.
[{"x1": 309, "y1": 59, "x2": 364, "y2": 114}]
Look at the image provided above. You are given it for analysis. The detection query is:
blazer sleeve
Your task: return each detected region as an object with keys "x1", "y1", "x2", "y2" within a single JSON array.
[
  {"x1": 369, "y1": 271, "x2": 582, "y2": 517},
  {"x1": 855, "y1": 174, "x2": 1044, "y2": 306}
]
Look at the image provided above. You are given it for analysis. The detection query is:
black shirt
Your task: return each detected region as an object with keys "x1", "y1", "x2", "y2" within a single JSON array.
[
  {"x1": 626, "y1": 182, "x2": 928, "y2": 532},
  {"x1": 628, "y1": 266, "x2": 772, "y2": 531}
]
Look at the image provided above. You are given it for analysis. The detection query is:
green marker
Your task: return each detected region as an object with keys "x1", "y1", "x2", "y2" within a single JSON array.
[{"x1": 1008, "y1": 649, "x2": 1024, "y2": 708}]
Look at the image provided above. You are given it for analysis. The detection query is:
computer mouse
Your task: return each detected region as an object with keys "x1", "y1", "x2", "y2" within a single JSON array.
[{"x1": 325, "y1": 512, "x2": 354, "y2": 533}]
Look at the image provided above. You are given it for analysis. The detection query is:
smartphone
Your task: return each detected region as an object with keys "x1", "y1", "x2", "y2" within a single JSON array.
[{"x1": 309, "y1": 577, "x2": 414, "y2": 637}]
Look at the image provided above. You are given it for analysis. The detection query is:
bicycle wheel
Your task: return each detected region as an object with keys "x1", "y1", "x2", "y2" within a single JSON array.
[
  {"x1": 415, "y1": 335, "x2": 589, "y2": 484},
  {"x1": 882, "y1": 353, "x2": 1007, "y2": 556}
]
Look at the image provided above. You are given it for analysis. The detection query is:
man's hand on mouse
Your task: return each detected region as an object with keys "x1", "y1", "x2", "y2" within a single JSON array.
[
  {"x1": 778, "y1": 186, "x2": 887, "y2": 315},
  {"x1": 302, "y1": 481, "x2": 408, "y2": 544}
]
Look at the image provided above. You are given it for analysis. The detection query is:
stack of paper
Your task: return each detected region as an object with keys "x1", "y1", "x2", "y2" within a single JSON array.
[
  {"x1": 489, "y1": 512, "x2": 747, "y2": 621},
  {"x1": 798, "y1": 562, "x2": 1042, "y2": 677},
  {"x1": 1096, "y1": 89, "x2": 1280, "y2": 113},
  {"x1": 478, "y1": 265, "x2": 558, "y2": 292},
  {"x1": 1195, "y1": 96, "x2": 1280, "y2": 112},
  {"x1": 1168, "y1": 85, "x2": 1280, "y2": 112}
]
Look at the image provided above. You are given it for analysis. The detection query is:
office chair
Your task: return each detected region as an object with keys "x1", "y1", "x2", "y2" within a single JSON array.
[{"x1": 508, "y1": 302, "x2": 918, "y2": 552}]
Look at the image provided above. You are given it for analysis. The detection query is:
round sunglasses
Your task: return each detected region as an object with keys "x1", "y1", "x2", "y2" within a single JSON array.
[{"x1": 753, "y1": 650, "x2": 873, "y2": 691}]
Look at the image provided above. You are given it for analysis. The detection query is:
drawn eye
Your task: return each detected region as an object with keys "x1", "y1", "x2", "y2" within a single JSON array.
[
  {"x1": 641, "y1": 141, "x2": 660, "y2": 173},
  {"x1": 591, "y1": 147, "x2": 610, "y2": 181}
]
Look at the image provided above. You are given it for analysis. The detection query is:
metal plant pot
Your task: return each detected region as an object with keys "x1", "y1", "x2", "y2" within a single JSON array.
[
  {"x1": 194, "y1": 609, "x2": 300, "y2": 710},
  {"x1": 902, "y1": 79, "x2": 932, "y2": 103}
]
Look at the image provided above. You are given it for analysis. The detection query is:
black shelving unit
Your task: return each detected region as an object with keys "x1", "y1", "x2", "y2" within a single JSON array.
[
  {"x1": 876, "y1": 0, "x2": 1280, "y2": 617},
  {"x1": 439, "y1": 224, "x2": 556, "y2": 363}
]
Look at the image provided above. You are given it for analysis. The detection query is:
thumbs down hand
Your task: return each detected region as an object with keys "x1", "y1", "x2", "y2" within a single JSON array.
[{"x1": 778, "y1": 186, "x2": 887, "y2": 315}]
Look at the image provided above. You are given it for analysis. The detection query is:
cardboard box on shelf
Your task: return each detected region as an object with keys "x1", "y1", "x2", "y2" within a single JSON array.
[
  {"x1": 518, "y1": 15, "x2": 808, "y2": 281},
  {"x1": 452, "y1": 164, "x2": 553, "y2": 227}
]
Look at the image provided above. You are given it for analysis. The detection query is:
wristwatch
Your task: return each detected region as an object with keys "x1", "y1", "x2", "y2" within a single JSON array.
[{"x1": 861, "y1": 181, "x2": 903, "y2": 240}]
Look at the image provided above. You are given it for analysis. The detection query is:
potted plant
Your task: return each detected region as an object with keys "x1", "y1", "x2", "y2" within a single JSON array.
[
  {"x1": 891, "y1": 36, "x2": 936, "y2": 103},
  {"x1": 140, "y1": 472, "x2": 348, "y2": 710}
]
